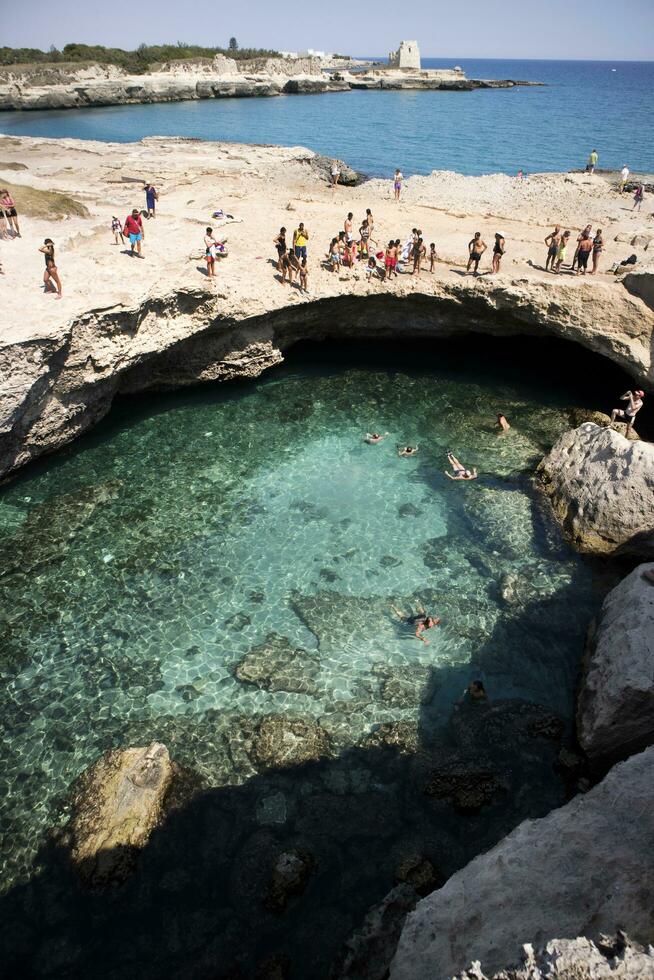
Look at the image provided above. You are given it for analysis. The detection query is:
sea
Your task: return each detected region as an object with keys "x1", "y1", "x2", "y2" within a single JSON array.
[{"x1": 1, "y1": 58, "x2": 653, "y2": 177}]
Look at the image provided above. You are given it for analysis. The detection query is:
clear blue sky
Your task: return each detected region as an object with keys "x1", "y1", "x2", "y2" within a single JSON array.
[{"x1": 4, "y1": 0, "x2": 654, "y2": 60}]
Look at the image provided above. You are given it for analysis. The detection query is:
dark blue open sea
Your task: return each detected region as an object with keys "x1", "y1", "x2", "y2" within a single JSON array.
[{"x1": 1, "y1": 58, "x2": 652, "y2": 176}]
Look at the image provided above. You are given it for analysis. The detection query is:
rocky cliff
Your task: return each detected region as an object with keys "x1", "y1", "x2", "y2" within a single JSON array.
[
  {"x1": 577, "y1": 563, "x2": 654, "y2": 765},
  {"x1": 538, "y1": 424, "x2": 654, "y2": 557},
  {"x1": 390, "y1": 746, "x2": 654, "y2": 980}
]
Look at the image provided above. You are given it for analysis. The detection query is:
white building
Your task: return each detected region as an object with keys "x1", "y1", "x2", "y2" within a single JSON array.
[
  {"x1": 278, "y1": 49, "x2": 333, "y2": 60},
  {"x1": 388, "y1": 41, "x2": 421, "y2": 70}
]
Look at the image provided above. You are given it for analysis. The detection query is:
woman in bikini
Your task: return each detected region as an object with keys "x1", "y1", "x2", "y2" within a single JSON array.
[
  {"x1": 39, "y1": 239, "x2": 62, "y2": 298},
  {"x1": 445, "y1": 452, "x2": 477, "y2": 481},
  {"x1": 590, "y1": 229, "x2": 604, "y2": 275},
  {"x1": 273, "y1": 227, "x2": 287, "y2": 272},
  {"x1": 391, "y1": 603, "x2": 441, "y2": 645},
  {"x1": 491, "y1": 233, "x2": 506, "y2": 274}
]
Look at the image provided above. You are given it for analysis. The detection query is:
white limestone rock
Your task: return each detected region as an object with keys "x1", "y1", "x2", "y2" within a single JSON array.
[
  {"x1": 538, "y1": 424, "x2": 654, "y2": 556},
  {"x1": 578, "y1": 563, "x2": 654, "y2": 762},
  {"x1": 389, "y1": 746, "x2": 654, "y2": 980}
]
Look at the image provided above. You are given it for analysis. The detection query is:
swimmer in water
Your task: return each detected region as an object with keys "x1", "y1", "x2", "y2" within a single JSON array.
[
  {"x1": 496, "y1": 413, "x2": 510, "y2": 432},
  {"x1": 398, "y1": 445, "x2": 419, "y2": 457},
  {"x1": 445, "y1": 452, "x2": 477, "y2": 481},
  {"x1": 365, "y1": 432, "x2": 389, "y2": 444},
  {"x1": 391, "y1": 603, "x2": 441, "y2": 645}
]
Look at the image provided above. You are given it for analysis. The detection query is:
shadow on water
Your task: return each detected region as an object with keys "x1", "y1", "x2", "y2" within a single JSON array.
[{"x1": 0, "y1": 562, "x2": 618, "y2": 980}]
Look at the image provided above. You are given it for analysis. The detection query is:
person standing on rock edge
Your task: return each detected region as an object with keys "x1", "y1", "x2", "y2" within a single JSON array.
[
  {"x1": 544, "y1": 225, "x2": 562, "y2": 273},
  {"x1": 576, "y1": 232, "x2": 594, "y2": 275},
  {"x1": 610, "y1": 390, "x2": 644, "y2": 437},
  {"x1": 393, "y1": 169, "x2": 403, "y2": 201},
  {"x1": 590, "y1": 229, "x2": 604, "y2": 275},
  {"x1": 554, "y1": 231, "x2": 571, "y2": 274},
  {"x1": 273, "y1": 227, "x2": 287, "y2": 272},
  {"x1": 586, "y1": 149, "x2": 598, "y2": 174},
  {"x1": 144, "y1": 183, "x2": 158, "y2": 218},
  {"x1": 467, "y1": 232, "x2": 487, "y2": 276},
  {"x1": 293, "y1": 223, "x2": 309, "y2": 260},
  {"x1": 330, "y1": 161, "x2": 340, "y2": 189},
  {"x1": 572, "y1": 225, "x2": 592, "y2": 272},
  {"x1": 0, "y1": 189, "x2": 20, "y2": 237},
  {"x1": 344, "y1": 212, "x2": 354, "y2": 245},
  {"x1": 491, "y1": 233, "x2": 506, "y2": 274},
  {"x1": 39, "y1": 238, "x2": 62, "y2": 299},
  {"x1": 124, "y1": 208, "x2": 145, "y2": 258},
  {"x1": 619, "y1": 165, "x2": 630, "y2": 193}
]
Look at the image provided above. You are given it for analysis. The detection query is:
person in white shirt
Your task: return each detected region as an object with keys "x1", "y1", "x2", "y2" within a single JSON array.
[
  {"x1": 619, "y1": 165, "x2": 630, "y2": 193},
  {"x1": 394, "y1": 168, "x2": 404, "y2": 201}
]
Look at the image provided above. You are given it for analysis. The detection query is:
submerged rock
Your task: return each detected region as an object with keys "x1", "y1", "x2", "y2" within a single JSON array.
[
  {"x1": 538, "y1": 424, "x2": 654, "y2": 556},
  {"x1": 393, "y1": 854, "x2": 440, "y2": 896},
  {"x1": 68, "y1": 742, "x2": 173, "y2": 886},
  {"x1": 423, "y1": 760, "x2": 505, "y2": 813},
  {"x1": 578, "y1": 563, "x2": 654, "y2": 764},
  {"x1": 463, "y1": 487, "x2": 535, "y2": 559},
  {"x1": 235, "y1": 632, "x2": 320, "y2": 696},
  {"x1": 264, "y1": 848, "x2": 314, "y2": 912},
  {"x1": 453, "y1": 931, "x2": 654, "y2": 979},
  {"x1": 360, "y1": 721, "x2": 420, "y2": 755},
  {"x1": 250, "y1": 715, "x2": 332, "y2": 770},
  {"x1": 390, "y1": 746, "x2": 654, "y2": 980},
  {"x1": 337, "y1": 884, "x2": 421, "y2": 980}
]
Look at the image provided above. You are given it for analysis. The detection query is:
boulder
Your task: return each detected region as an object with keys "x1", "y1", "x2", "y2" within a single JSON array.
[
  {"x1": 338, "y1": 884, "x2": 420, "y2": 980},
  {"x1": 264, "y1": 848, "x2": 314, "y2": 912},
  {"x1": 537, "y1": 424, "x2": 654, "y2": 556},
  {"x1": 452, "y1": 932, "x2": 654, "y2": 979},
  {"x1": 577, "y1": 563, "x2": 654, "y2": 764},
  {"x1": 567, "y1": 407, "x2": 639, "y2": 440},
  {"x1": 631, "y1": 235, "x2": 653, "y2": 248},
  {"x1": 389, "y1": 746, "x2": 654, "y2": 980},
  {"x1": 68, "y1": 743, "x2": 173, "y2": 886},
  {"x1": 249, "y1": 715, "x2": 332, "y2": 769},
  {"x1": 423, "y1": 760, "x2": 505, "y2": 813},
  {"x1": 309, "y1": 154, "x2": 363, "y2": 186}
]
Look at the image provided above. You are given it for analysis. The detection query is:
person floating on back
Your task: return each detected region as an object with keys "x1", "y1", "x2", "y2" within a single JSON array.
[
  {"x1": 445, "y1": 452, "x2": 477, "y2": 481},
  {"x1": 610, "y1": 390, "x2": 644, "y2": 437}
]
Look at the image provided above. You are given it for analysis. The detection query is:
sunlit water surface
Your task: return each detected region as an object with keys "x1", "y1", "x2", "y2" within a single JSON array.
[{"x1": 0, "y1": 346, "x2": 608, "y2": 898}]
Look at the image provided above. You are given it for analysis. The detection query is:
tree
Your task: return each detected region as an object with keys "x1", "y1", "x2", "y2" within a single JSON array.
[{"x1": 228, "y1": 37, "x2": 238, "y2": 52}]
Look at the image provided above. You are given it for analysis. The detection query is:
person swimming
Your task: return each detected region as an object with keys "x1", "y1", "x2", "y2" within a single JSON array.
[
  {"x1": 398, "y1": 445, "x2": 419, "y2": 457},
  {"x1": 445, "y1": 452, "x2": 477, "y2": 480},
  {"x1": 365, "y1": 432, "x2": 389, "y2": 444},
  {"x1": 391, "y1": 604, "x2": 441, "y2": 645}
]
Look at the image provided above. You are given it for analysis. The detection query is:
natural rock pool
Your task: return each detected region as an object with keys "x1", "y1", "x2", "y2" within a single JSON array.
[{"x1": 0, "y1": 339, "x2": 619, "y2": 977}]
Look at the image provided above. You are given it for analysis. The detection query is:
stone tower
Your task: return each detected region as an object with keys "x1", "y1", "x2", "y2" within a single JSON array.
[{"x1": 388, "y1": 41, "x2": 421, "y2": 70}]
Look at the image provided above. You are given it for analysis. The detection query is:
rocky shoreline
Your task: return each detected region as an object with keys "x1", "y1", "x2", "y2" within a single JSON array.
[
  {"x1": 1, "y1": 134, "x2": 653, "y2": 978},
  {"x1": 0, "y1": 56, "x2": 541, "y2": 111}
]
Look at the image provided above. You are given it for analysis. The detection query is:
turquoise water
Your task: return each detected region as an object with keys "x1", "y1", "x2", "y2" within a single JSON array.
[
  {"x1": 2, "y1": 59, "x2": 653, "y2": 175},
  {"x1": 0, "y1": 341, "x2": 607, "y2": 902}
]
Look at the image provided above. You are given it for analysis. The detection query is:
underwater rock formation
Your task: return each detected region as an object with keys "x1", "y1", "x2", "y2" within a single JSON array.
[
  {"x1": 389, "y1": 746, "x2": 654, "y2": 980},
  {"x1": 538, "y1": 424, "x2": 654, "y2": 556},
  {"x1": 578, "y1": 563, "x2": 654, "y2": 764},
  {"x1": 249, "y1": 715, "x2": 333, "y2": 769},
  {"x1": 67, "y1": 742, "x2": 173, "y2": 886}
]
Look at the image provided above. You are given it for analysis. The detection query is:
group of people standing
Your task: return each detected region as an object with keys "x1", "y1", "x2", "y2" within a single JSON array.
[{"x1": 544, "y1": 224, "x2": 604, "y2": 275}]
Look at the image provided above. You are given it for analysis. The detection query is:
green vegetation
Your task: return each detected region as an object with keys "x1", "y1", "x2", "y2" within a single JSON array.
[
  {"x1": 0, "y1": 180, "x2": 90, "y2": 220},
  {"x1": 0, "y1": 41, "x2": 281, "y2": 74}
]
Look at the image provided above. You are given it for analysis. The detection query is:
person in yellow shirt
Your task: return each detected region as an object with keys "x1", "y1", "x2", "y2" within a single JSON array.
[{"x1": 293, "y1": 223, "x2": 309, "y2": 260}]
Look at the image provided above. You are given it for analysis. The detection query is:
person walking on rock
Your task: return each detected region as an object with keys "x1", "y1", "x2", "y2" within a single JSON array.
[
  {"x1": 610, "y1": 390, "x2": 644, "y2": 437},
  {"x1": 124, "y1": 209, "x2": 145, "y2": 257},
  {"x1": 144, "y1": 183, "x2": 158, "y2": 218},
  {"x1": 633, "y1": 184, "x2": 644, "y2": 211}
]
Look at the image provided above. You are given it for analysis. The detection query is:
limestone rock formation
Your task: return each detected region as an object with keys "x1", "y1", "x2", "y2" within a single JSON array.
[
  {"x1": 538, "y1": 423, "x2": 654, "y2": 556},
  {"x1": 68, "y1": 742, "x2": 173, "y2": 886},
  {"x1": 578, "y1": 563, "x2": 654, "y2": 763},
  {"x1": 338, "y1": 884, "x2": 421, "y2": 980},
  {"x1": 389, "y1": 746, "x2": 654, "y2": 980},
  {"x1": 235, "y1": 632, "x2": 320, "y2": 695},
  {"x1": 453, "y1": 932, "x2": 654, "y2": 979}
]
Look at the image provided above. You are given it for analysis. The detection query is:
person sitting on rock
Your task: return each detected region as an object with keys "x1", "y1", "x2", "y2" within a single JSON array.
[
  {"x1": 610, "y1": 390, "x2": 644, "y2": 436},
  {"x1": 391, "y1": 603, "x2": 441, "y2": 645},
  {"x1": 445, "y1": 452, "x2": 477, "y2": 480}
]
